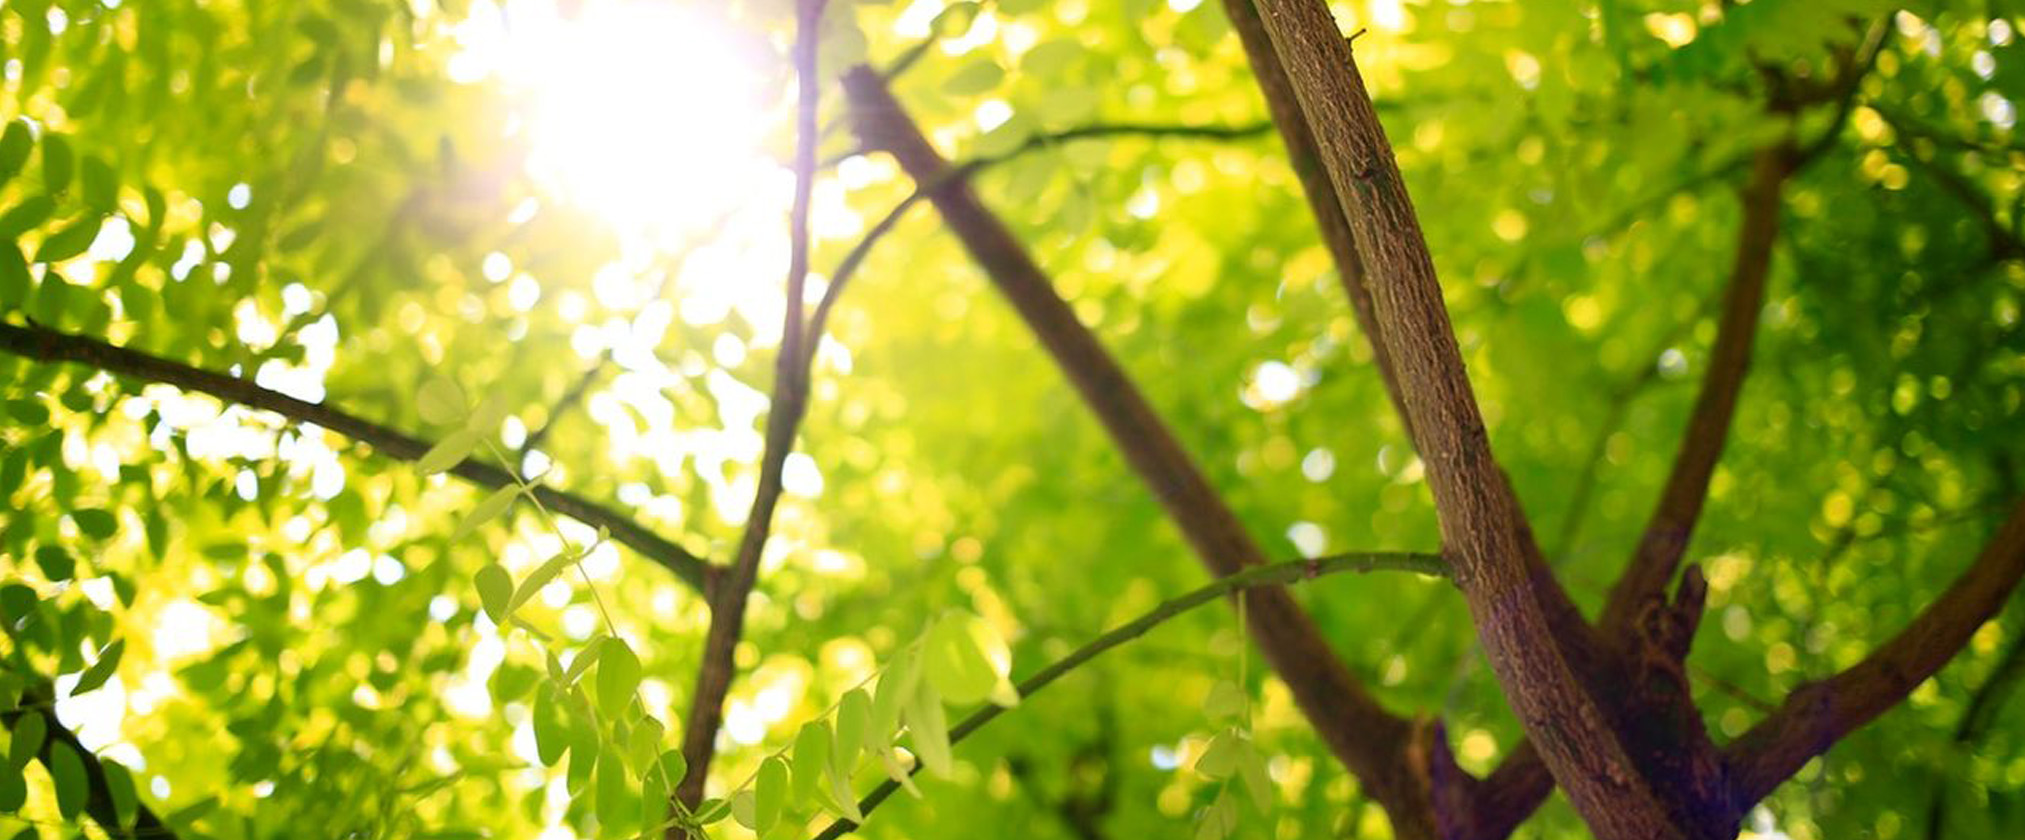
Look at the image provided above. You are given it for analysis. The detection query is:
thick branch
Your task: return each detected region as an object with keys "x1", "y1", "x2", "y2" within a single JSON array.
[
  {"x1": 1725, "y1": 495, "x2": 2025, "y2": 807},
  {"x1": 809, "y1": 552, "x2": 1447, "y2": 840},
  {"x1": 0, "y1": 321, "x2": 715, "y2": 595},
  {"x1": 2, "y1": 682, "x2": 177, "y2": 839},
  {"x1": 1598, "y1": 143, "x2": 1792, "y2": 637},
  {"x1": 838, "y1": 65, "x2": 1436, "y2": 826},
  {"x1": 673, "y1": 0, "x2": 826, "y2": 814},
  {"x1": 1243, "y1": 5, "x2": 1684, "y2": 839}
]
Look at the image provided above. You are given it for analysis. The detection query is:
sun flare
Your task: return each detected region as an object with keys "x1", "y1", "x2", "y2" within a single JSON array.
[{"x1": 451, "y1": 0, "x2": 776, "y2": 242}]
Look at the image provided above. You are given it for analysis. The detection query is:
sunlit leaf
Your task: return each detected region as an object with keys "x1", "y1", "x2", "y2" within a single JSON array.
[
  {"x1": 417, "y1": 377, "x2": 469, "y2": 426},
  {"x1": 754, "y1": 755, "x2": 787, "y2": 833},
  {"x1": 596, "y1": 637, "x2": 642, "y2": 720},
  {"x1": 792, "y1": 720, "x2": 831, "y2": 803},
  {"x1": 1204, "y1": 680, "x2": 1247, "y2": 722},
  {"x1": 1196, "y1": 730, "x2": 1241, "y2": 780},
  {"x1": 70, "y1": 639, "x2": 124, "y2": 696},
  {"x1": 475, "y1": 564, "x2": 513, "y2": 624},
  {"x1": 904, "y1": 677, "x2": 952, "y2": 778},
  {"x1": 455, "y1": 484, "x2": 521, "y2": 540},
  {"x1": 416, "y1": 427, "x2": 481, "y2": 475}
]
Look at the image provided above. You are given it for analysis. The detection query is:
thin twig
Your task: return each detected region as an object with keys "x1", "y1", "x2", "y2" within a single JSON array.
[
  {"x1": 809, "y1": 552, "x2": 1447, "y2": 840},
  {"x1": 673, "y1": 0, "x2": 828, "y2": 815}
]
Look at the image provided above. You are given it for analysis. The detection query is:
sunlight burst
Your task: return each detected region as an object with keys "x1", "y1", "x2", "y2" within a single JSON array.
[{"x1": 452, "y1": 1, "x2": 774, "y2": 242}]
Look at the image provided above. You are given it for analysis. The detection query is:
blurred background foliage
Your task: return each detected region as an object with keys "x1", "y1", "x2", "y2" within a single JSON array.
[{"x1": 1, "y1": 0, "x2": 2022, "y2": 838}]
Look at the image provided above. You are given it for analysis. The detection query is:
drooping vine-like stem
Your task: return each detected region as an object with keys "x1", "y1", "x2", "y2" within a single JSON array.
[{"x1": 809, "y1": 551, "x2": 1448, "y2": 840}]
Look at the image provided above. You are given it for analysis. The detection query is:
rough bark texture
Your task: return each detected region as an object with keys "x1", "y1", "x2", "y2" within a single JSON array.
[
  {"x1": 838, "y1": 64, "x2": 1440, "y2": 831},
  {"x1": 1725, "y1": 496, "x2": 2025, "y2": 807},
  {"x1": 0, "y1": 321, "x2": 715, "y2": 594},
  {"x1": 1243, "y1": 3, "x2": 1691, "y2": 838}
]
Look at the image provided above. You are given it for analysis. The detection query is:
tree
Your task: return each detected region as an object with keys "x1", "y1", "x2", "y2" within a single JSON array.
[{"x1": 1, "y1": 1, "x2": 2021, "y2": 839}]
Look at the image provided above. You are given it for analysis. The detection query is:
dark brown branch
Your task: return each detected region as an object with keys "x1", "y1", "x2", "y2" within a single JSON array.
[
  {"x1": 0, "y1": 321, "x2": 715, "y2": 595},
  {"x1": 838, "y1": 65, "x2": 1437, "y2": 828},
  {"x1": 2, "y1": 681, "x2": 177, "y2": 839},
  {"x1": 1244, "y1": 4, "x2": 1683, "y2": 839},
  {"x1": 809, "y1": 552, "x2": 1447, "y2": 840},
  {"x1": 672, "y1": 0, "x2": 826, "y2": 816},
  {"x1": 1725, "y1": 495, "x2": 2025, "y2": 807},
  {"x1": 809, "y1": 120, "x2": 1274, "y2": 362},
  {"x1": 1597, "y1": 142, "x2": 1793, "y2": 638}
]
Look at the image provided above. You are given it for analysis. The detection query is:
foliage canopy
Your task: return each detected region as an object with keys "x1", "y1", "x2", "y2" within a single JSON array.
[{"x1": 2, "y1": 1, "x2": 2024, "y2": 839}]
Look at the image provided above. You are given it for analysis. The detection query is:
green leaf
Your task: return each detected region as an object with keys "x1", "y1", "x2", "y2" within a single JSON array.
[
  {"x1": 80, "y1": 156, "x2": 116, "y2": 213},
  {"x1": 658, "y1": 749, "x2": 687, "y2": 790},
  {"x1": 455, "y1": 484, "x2": 520, "y2": 540},
  {"x1": 33, "y1": 546, "x2": 74, "y2": 581},
  {"x1": 35, "y1": 217, "x2": 100, "y2": 264},
  {"x1": 48, "y1": 739, "x2": 86, "y2": 819},
  {"x1": 1195, "y1": 788, "x2": 1237, "y2": 840},
  {"x1": 417, "y1": 377, "x2": 468, "y2": 426},
  {"x1": 904, "y1": 677, "x2": 952, "y2": 778},
  {"x1": 102, "y1": 756, "x2": 139, "y2": 828},
  {"x1": 870, "y1": 644, "x2": 920, "y2": 747},
  {"x1": 626, "y1": 714, "x2": 663, "y2": 769},
  {"x1": 879, "y1": 748, "x2": 921, "y2": 798},
  {"x1": 417, "y1": 427, "x2": 481, "y2": 475},
  {"x1": 1204, "y1": 680, "x2": 1247, "y2": 722},
  {"x1": 754, "y1": 755, "x2": 787, "y2": 833},
  {"x1": 836, "y1": 688, "x2": 871, "y2": 763},
  {"x1": 561, "y1": 634, "x2": 607, "y2": 687},
  {"x1": 1195, "y1": 730, "x2": 1240, "y2": 780},
  {"x1": 5, "y1": 400, "x2": 49, "y2": 426},
  {"x1": 792, "y1": 720, "x2": 831, "y2": 802},
  {"x1": 0, "y1": 196, "x2": 54, "y2": 237},
  {"x1": 509, "y1": 549, "x2": 577, "y2": 615},
  {"x1": 0, "y1": 760, "x2": 24, "y2": 811},
  {"x1": 7, "y1": 713, "x2": 41, "y2": 770},
  {"x1": 70, "y1": 639, "x2": 125, "y2": 696},
  {"x1": 71, "y1": 508, "x2": 117, "y2": 540},
  {"x1": 1236, "y1": 740, "x2": 1274, "y2": 814},
  {"x1": 0, "y1": 121, "x2": 31, "y2": 186},
  {"x1": 923, "y1": 611, "x2": 1001, "y2": 706},
  {"x1": 729, "y1": 789, "x2": 758, "y2": 830},
  {"x1": 474, "y1": 563, "x2": 512, "y2": 624},
  {"x1": 0, "y1": 241, "x2": 29, "y2": 309},
  {"x1": 942, "y1": 60, "x2": 1005, "y2": 96},
  {"x1": 693, "y1": 797, "x2": 730, "y2": 825},
  {"x1": 40, "y1": 133, "x2": 72, "y2": 196},
  {"x1": 533, "y1": 686, "x2": 569, "y2": 766},
  {"x1": 595, "y1": 750, "x2": 634, "y2": 832},
  {"x1": 595, "y1": 637, "x2": 641, "y2": 720}
]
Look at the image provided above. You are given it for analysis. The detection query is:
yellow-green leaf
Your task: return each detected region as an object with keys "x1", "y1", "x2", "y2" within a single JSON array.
[
  {"x1": 474, "y1": 564, "x2": 512, "y2": 624},
  {"x1": 49, "y1": 740, "x2": 86, "y2": 819},
  {"x1": 417, "y1": 427, "x2": 481, "y2": 475}
]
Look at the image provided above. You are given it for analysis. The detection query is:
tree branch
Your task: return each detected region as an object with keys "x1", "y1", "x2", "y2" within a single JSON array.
[
  {"x1": 0, "y1": 321, "x2": 715, "y2": 595},
  {"x1": 1, "y1": 682, "x2": 177, "y2": 839},
  {"x1": 673, "y1": 0, "x2": 826, "y2": 814},
  {"x1": 838, "y1": 64, "x2": 1440, "y2": 826},
  {"x1": 1243, "y1": 5, "x2": 1686, "y2": 838},
  {"x1": 1597, "y1": 142, "x2": 1793, "y2": 638},
  {"x1": 1725, "y1": 495, "x2": 2025, "y2": 807},
  {"x1": 808, "y1": 552, "x2": 1447, "y2": 840}
]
